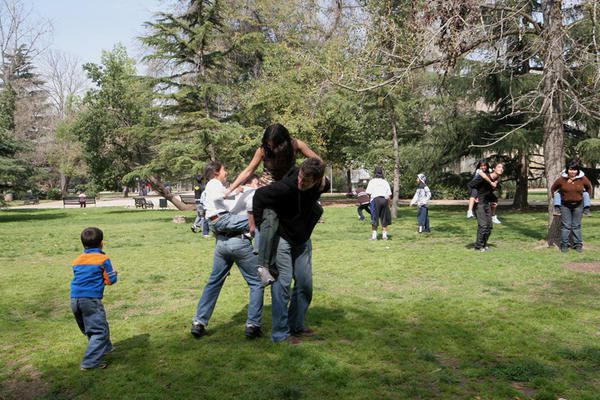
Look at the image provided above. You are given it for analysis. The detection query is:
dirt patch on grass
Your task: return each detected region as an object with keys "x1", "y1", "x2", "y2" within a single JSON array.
[
  {"x1": 1, "y1": 365, "x2": 49, "y2": 400},
  {"x1": 511, "y1": 382, "x2": 537, "y2": 398},
  {"x1": 564, "y1": 262, "x2": 600, "y2": 273}
]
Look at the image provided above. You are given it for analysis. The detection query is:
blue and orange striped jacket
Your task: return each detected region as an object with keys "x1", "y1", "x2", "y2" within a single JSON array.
[{"x1": 70, "y1": 248, "x2": 117, "y2": 299}]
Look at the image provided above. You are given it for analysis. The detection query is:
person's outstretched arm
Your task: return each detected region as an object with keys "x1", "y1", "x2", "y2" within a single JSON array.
[
  {"x1": 225, "y1": 147, "x2": 264, "y2": 196},
  {"x1": 295, "y1": 139, "x2": 321, "y2": 160}
]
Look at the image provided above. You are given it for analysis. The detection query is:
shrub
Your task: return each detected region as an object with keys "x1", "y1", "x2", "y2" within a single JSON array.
[{"x1": 47, "y1": 188, "x2": 62, "y2": 200}]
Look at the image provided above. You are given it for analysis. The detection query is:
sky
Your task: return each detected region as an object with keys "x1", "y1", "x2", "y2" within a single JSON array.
[{"x1": 28, "y1": 0, "x2": 166, "y2": 65}]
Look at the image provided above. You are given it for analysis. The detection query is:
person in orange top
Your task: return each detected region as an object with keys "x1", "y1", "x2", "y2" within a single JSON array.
[{"x1": 550, "y1": 160, "x2": 593, "y2": 253}]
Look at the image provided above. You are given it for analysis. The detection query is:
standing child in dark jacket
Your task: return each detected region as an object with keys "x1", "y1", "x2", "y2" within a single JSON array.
[{"x1": 70, "y1": 227, "x2": 118, "y2": 370}]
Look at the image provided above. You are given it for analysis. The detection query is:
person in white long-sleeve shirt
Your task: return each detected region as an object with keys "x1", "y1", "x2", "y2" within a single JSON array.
[
  {"x1": 203, "y1": 161, "x2": 250, "y2": 236},
  {"x1": 409, "y1": 173, "x2": 431, "y2": 233},
  {"x1": 365, "y1": 167, "x2": 392, "y2": 240}
]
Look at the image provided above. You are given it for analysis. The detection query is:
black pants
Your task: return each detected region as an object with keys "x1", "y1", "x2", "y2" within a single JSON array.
[
  {"x1": 357, "y1": 203, "x2": 371, "y2": 220},
  {"x1": 474, "y1": 202, "x2": 492, "y2": 249}
]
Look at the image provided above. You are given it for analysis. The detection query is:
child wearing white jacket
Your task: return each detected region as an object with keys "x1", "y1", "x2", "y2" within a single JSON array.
[{"x1": 409, "y1": 173, "x2": 431, "y2": 233}]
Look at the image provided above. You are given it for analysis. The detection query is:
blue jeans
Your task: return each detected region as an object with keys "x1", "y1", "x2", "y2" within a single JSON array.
[
  {"x1": 71, "y1": 298, "x2": 113, "y2": 368},
  {"x1": 560, "y1": 202, "x2": 584, "y2": 249},
  {"x1": 554, "y1": 192, "x2": 591, "y2": 208},
  {"x1": 417, "y1": 205, "x2": 430, "y2": 232},
  {"x1": 193, "y1": 201, "x2": 209, "y2": 235},
  {"x1": 209, "y1": 213, "x2": 249, "y2": 235},
  {"x1": 193, "y1": 236, "x2": 263, "y2": 328},
  {"x1": 271, "y1": 238, "x2": 313, "y2": 342}
]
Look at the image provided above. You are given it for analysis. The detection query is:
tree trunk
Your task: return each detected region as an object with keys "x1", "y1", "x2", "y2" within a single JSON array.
[
  {"x1": 148, "y1": 175, "x2": 194, "y2": 211},
  {"x1": 390, "y1": 108, "x2": 400, "y2": 218},
  {"x1": 542, "y1": 0, "x2": 565, "y2": 246},
  {"x1": 345, "y1": 168, "x2": 353, "y2": 193},
  {"x1": 512, "y1": 151, "x2": 529, "y2": 209},
  {"x1": 60, "y1": 173, "x2": 70, "y2": 197}
]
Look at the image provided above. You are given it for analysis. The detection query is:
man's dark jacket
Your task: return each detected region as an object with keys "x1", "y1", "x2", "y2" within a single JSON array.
[{"x1": 253, "y1": 168, "x2": 329, "y2": 245}]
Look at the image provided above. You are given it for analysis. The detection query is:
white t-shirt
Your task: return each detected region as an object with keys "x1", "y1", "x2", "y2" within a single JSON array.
[
  {"x1": 204, "y1": 179, "x2": 228, "y2": 218},
  {"x1": 228, "y1": 186, "x2": 255, "y2": 215},
  {"x1": 366, "y1": 178, "x2": 392, "y2": 199}
]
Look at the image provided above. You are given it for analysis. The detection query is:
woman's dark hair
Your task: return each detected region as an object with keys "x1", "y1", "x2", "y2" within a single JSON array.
[
  {"x1": 81, "y1": 227, "x2": 103, "y2": 248},
  {"x1": 203, "y1": 161, "x2": 223, "y2": 180},
  {"x1": 374, "y1": 167, "x2": 384, "y2": 178},
  {"x1": 477, "y1": 159, "x2": 489, "y2": 169},
  {"x1": 566, "y1": 160, "x2": 581, "y2": 174},
  {"x1": 261, "y1": 123, "x2": 295, "y2": 177}
]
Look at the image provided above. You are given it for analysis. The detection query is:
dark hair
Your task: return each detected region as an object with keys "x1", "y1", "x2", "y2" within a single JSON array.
[
  {"x1": 262, "y1": 123, "x2": 295, "y2": 175},
  {"x1": 566, "y1": 159, "x2": 580, "y2": 173},
  {"x1": 81, "y1": 227, "x2": 103, "y2": 248},
  {"x1": 477, "y1": 159, "x2": 489, "y2": 169},
  {"x1": 203, "y1": 161, "x2": 223, "y2": 180},
  {"x1": 243, "y1": 174, "x2": 259, "y2": 185},
  {"x1": 300, "y1": 158, "x2": 325, "y2": 181},
  {"x1": 374, "y1": 167, "x2": 384, "y2": 178}
]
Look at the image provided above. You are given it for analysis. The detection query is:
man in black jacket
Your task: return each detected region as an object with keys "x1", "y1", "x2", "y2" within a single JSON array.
[
  {"x1": 253, "y1": 158, "x2": 329, "y2": 343},
  {"x1": 468, "y1": 162, "x2": 504, "y2": 251}
]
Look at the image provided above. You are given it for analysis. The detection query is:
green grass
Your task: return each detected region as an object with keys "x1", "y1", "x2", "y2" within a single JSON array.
[{"x1": 1, "y1": 206, "x2": 599, "y2": 399}]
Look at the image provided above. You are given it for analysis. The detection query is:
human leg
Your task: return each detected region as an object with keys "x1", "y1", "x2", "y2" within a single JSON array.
[
  {"x1": 559, "y1": 205, "x2": 574, "y2": 251},
  {"x1": 288, "y1": 240, "x2": 313, "y2": 334},
  {"x1": 210, "y1": 213, "x2": 249, "y2": 235},
  {"x1": 467, "y1": 197, "x2": 476, "y2": 218},
  {"x1": 583, "y1": 192, "x2": 591, "y2": 216},
  {"x1": 192, "y1": 241, "x2": 233, "y2": 327},
  {"x1": 271, "y1": 238, "x2": 294, "y2": 342},
  {"x1": 417, "y1": 205, "x2": 426, "y2": 232},
  {"x1": 571, "y1": 203, "x2": 584, "y2": 250},
  {"x1": 474, "y1": 203, "x2": 492, "y2": 250},
  {"x1": 73, "y1": 298, "x2": 112, "y2": 369},
  {"x1": 257, "y1": 209, "x2": 279, "y2": 269},
  {"x1": 553, "y1": 192, "x2": 562, "y2": 216},
  {"x1": 232, "y1": 238, "x2": 264, "y2": 328}
]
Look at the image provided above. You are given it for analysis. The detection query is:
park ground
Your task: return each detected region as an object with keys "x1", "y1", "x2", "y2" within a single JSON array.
[{"x1": 1, "y1": 204, "x2": 600, "y2": 399}]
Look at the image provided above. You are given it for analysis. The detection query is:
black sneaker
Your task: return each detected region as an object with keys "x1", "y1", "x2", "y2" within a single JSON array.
[
  {"x1": 553, "y1": 206, "x2": 561, "y2": 216},
  {"x1": 583, "y1": 208, "x2": 591, "y2": 217},
  {"x1": 191, "y1": 322, "x2": 206, "y2": 338},
  {"x1": 560, "y1": 246, "x2": 569, "y2": 253},
  {"x1": 245, "y1": 325, "x2": 262, "y2": 339},
  {"x1": 575, "y1": 246, "x2": 583, "y2": 253}
]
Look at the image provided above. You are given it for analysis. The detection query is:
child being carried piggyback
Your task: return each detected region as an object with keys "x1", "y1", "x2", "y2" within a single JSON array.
[
  {"x1": 466, "y1": 160, "x2": 501, "y2": 224},
  {"x1": 70, "y1": 227, "x2": 118, "y2": 370}
]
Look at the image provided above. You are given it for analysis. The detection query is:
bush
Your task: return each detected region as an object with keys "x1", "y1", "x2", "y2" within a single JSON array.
[{"x1": 47, "y1": 188, "x2": 62, "y2": 200}]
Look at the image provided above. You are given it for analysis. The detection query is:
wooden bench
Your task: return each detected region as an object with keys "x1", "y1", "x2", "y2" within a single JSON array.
[
  {"x1": 179, "y1": 194, "x2": 196, "y2": 205},
  {"x1": 63, "y1": 197, "x2": 96, "y2": 207},
  {"x1": 134, "y1": 197, "x2": 154, "y2": 209}
]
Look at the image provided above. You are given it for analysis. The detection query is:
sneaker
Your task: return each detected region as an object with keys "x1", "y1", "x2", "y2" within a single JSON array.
[
  {"x1": 475, "y1": 247, "x2": 488, "y2": 252},
  {"x1": 286, "y1": 336, "x2": 302, "y2": 345},
  {"x1": 191, "y1": 321, "x2": 207, "y2": 338},
  {"x1": 245, "y1": 325, "x2": 262, "y2": 339},
  {"x1": 257, "y1": 267, "x2": 275, "y2": 287},
  {"x1": 575, "y1": 246, "x2": 583, "y2": 253},
  {"x1": 291, "y1": 327, "x2": 317, "y2": 338},
  {"x1": 466, "y1": 210, "x2": 474, "y2": 219},
  {"x1": 191, "y1": 226, "x2": 198, "y2": 233},
  {"x1": 583, "y1": 208, "x2": 591, "y2": 217},
  {"x1": 553, "y1": 206, "x2": 561, "y2": 216},
  {"x1": 560, "y1": 246, "x2": 569, "y2": 253},
  {"x1": 491, "y1": 215, "x2": 501, "y2": 224},
  {"x1": 382, "y1": 236, "x2": 388, "y2": 241},
  {"x1": 81, "y1": 361, "x2": 108, "y2": 371},
  {"x1": 202, "y1": 234, "x2": 211, "y2": 238}
]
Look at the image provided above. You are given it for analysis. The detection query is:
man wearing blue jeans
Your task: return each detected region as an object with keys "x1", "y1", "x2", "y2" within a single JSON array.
[
  {"x1": 191, "y1": 190, "x2": 264, "y2": 338},
  {"x1": 253, "y1": 158, "x2": 329, "y2": 343}
]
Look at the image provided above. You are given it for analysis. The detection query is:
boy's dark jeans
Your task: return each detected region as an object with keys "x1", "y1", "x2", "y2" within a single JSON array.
[
  {"x1": 71, "y1": 298, "x2": 113, "y2": 368},
  {"x1": 474, "y1": 202, "x2": 492, "y2": 249},
  {"x1": 357, "y1": 204, "x2": 371, "y2": 220}
]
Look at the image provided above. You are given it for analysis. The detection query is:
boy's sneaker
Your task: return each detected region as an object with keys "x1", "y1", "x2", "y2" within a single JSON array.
[
  {"x1": 583, "y1": 208, "x2": 591, "y2": 217},
  {"x1": 491, "y1": 215, "x2": 501, "y2": 224},
  {"x1": 81, "y1": 361, "x2": 108, "y2": 371},
  {"x1": 191, "y1": 321, "x2": 207, "y2": 338},
  {"x1": 257, "y1": 267, "x2": 275, "y2": 287},
  {"x1": 245, "y1": 325, "x2": 262, "y2": 339},
  {"x1": 553, "y1": 206, "x2": 561, "y2": 216},
  {"x1": 190, "y1": 226, "x2": 198, "y2": 233},
  {"x1": 466, "y1": 210, "x2": 474, "y2": 219},
  {"x1": 575, "y1": 246, "x2": 583, "y2": 253}
]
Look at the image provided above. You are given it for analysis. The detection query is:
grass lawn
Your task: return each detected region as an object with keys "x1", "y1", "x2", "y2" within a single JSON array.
[{"x1": 1, "y1": 205, "x2": 600, "y2": 400}]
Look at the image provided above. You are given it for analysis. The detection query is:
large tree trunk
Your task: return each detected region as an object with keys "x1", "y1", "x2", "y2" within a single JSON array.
[
  {"x1": 542, "y1": 0, "x2": 565, "y2": 246},
  {"x1": 60, "y1": 173, "x2": 70, "y2": 197},
  {"x1": 345, "y1": 168, "x2": 353, "y2": 193},
  {"x1": 512, "y1": 151, "x2": 529, "y2": 209},
  {"x1": 148, "y1": 175, "x2": 194, "y2": 211},
  {"x1": 388, "y1": 101, "x2": 400, "y2": 218}
]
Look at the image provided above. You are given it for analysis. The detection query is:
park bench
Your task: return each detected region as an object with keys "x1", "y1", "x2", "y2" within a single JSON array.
[
  {"x1": 62, "y1": 197, "x2": 96, "y2": 207},
  {"x1": 134, "y1": 197, "x2": 154, "y2": 209},
  {"x1": 23, "y1": 197, "x2": 39, "y2": 205},
  {"x1": 179, "y1": 194, "x2": 196, "y2": 205}
]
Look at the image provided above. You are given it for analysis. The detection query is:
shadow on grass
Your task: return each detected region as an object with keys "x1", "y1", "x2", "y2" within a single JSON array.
[
  {"x1": 0, "y1": 210, "x2": 68, "y2": 223},
  {"x1": 500, "y1": 220, "x2": 545, "y2": 240}
]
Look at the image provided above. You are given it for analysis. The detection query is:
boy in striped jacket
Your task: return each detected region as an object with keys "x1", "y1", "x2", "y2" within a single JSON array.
[{"x1": 70, "y1": 227, "x2": 118, "y2": 370}]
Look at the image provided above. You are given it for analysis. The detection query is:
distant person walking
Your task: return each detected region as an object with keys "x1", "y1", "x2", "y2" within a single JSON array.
[
  {"x1": 366, "y1": 167, "x2": 392, "y2": 240},
  {"x1": 78, "y1": 192, "x2": 87, "y2": 208},
  {"x1": 550, "y1": 160, "x2": 593, "y2": 253},
  {"x1": 409, "y1": 173, "x2": 431, "y2": 233}
]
